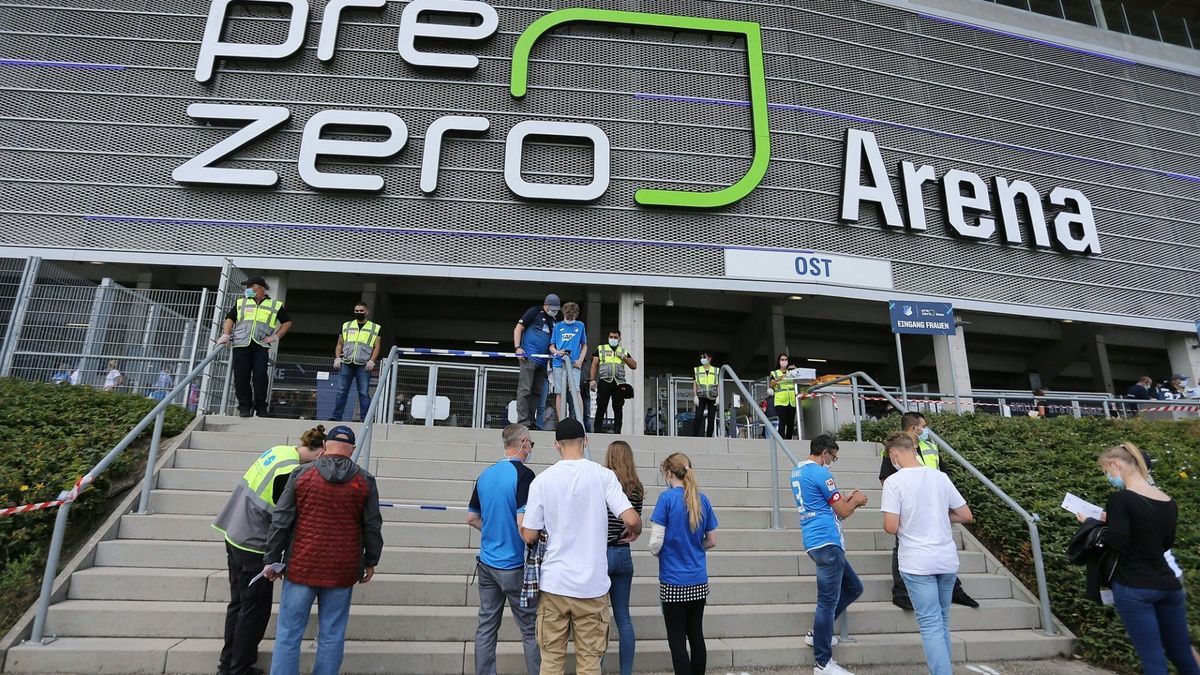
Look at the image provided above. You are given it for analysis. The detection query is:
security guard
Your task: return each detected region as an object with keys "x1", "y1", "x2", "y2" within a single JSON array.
[
  {"x1": 332, "y1": 301, "x2": 382, "y2": 421},
  {"x1": 217, "y1": 276, "x2": 291, "y2": 418},
  {"x1": 770, "y1": 353, "x2": 799, "y2": 439},
  {"x1": 692, "y1": 351, "x2": 719, "y2": 437},
  {"x1": 589, "y1": 328, "x2": 638, "y2": 433},
  {"x1": 211, "y1": 426, "x2": 326, "y2": 675},
  {"x1": 878, "y1": 411, "x2": 979, "y2": 611}
]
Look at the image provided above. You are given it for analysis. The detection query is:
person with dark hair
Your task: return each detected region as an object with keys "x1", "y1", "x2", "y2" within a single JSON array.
[
  {"x1": 331, "y1": 301, "x2": 381, "y2": 422},
  {"x1": 217, "y1": 276, "x2": 291, "y2": 418},
  {"x1": 651, "y1": 453, "x2": 718, "y2": 675},
  {"x1": 264, "y1": 425, "x2": 383, "y2": 675},
  {"x1": 769, "y1": 353, "x2": 798, "y2": 439},
  {"x1": 467, "y1": 424, "x2": 539, "y2": 675},
  {"x1": 590, "y1": 328, "x2": 638, "y2": 433},
  {"x1": 514, "y1": 293, "x2": 558, "y2": 429},
  {"x1": 211, "y1": 426, "x2": 326, "y2": 675},
  {"x1": 879, "y1": 412, "x2": 977, "y2": 610},
  {"x1": 692, "y1": 352, "x2": 718, "y2": 438},
  {"x1": 791, "y1": 433, "x2": 867, "y2": 675}
]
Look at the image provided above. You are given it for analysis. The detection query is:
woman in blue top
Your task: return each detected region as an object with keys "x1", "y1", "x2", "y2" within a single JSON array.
[{"x1": 650, "y1": 452, "x2": 718, "y2": 675}]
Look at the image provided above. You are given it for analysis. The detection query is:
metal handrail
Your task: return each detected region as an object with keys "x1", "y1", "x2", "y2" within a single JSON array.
[
  {"x1": 807, "y1": 372, "x2": 1057, "y2": 636},
  {"x1": 29, "y1": 344, "x2": 228, "y2": 644},
  {"x1": 353, "y1": 345, "x2": 400, "y2": 468},
  {"x1": 717, "y1": 365, "x2": 799, "y2": 530}
]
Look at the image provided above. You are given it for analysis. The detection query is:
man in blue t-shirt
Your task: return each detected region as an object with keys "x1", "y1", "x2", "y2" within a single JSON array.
[
  {"x1": 549, "y1": 302, "x2": 587, "y2": 426},
  {"x1": 790, "y1": 434, "x2": 869, "y2": 675},
  {"x1": 514, "y1": 293, "x2": 558, "y2": 429},
  {"x1": 467, "y1": 424, "x2": 540, "y2": 675}
]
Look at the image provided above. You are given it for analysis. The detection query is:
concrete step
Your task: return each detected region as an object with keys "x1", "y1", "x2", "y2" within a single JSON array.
[
  {"x1": 69, "y1": 567, "x2": 1015, "y2": 606},
  {"x1": 117, "y1": 514, "x2": 964, "y2": 552},
  {"x1": 154, "y1": 467, "x2": 886, "y2": 507},
  {"x1": 3, "y1": 630, "x2": 1073, "y2": 674},
  {"x1": 93, "y1": 540, "x2": 990, "y2": 576},
  {"x1": 42, "y1": 598, "x2": 1040, "y2": 641}
]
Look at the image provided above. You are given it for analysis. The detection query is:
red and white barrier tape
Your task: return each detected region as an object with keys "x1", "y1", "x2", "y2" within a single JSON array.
[
  {"x1": 797, "y1": 391, "x2": 838, "y2": 410},
  {"x1": 1139, "y1": 404, "x2": 1200, "y2": 412},
  {"x1": 0, "y1": 475, "x2": 92, "y2": 517}
]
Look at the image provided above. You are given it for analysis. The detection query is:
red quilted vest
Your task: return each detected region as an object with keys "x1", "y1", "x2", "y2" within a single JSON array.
[{"x1": 287, "y1": 467, "x2": 370, "y2": 587}]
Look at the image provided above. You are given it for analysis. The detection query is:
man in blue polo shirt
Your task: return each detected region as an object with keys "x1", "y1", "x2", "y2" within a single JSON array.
[
  {"x1": 514, "y1": 293, "x2": 559, "y2": 429},
  {"x1": 791, "y1": 434, "x2": 869, "y2": 675},
  {"x1": 467, "y1": 424, "x2": 540, "y2": 675}
]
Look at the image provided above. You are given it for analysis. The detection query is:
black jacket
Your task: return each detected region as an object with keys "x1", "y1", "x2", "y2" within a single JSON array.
[{"x1": 1067, "y1": 518, "x2": 1119, "y2": 604}]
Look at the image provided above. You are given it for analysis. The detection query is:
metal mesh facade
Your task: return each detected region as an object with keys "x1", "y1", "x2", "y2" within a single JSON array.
[{"x1": 0, "y1": 0, "x2": 1197, "y2": 321}]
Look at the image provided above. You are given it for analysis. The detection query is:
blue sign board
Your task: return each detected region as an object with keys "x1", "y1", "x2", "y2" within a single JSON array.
[{"x1": 889, "y1": 300, "x2": 956, "y2": 335}]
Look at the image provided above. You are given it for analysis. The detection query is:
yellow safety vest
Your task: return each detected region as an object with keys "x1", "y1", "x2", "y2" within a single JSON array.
[
  {"x1": 771, "y1": 369, "x2": 797, "y2": 407},
  {"x1": 231, "y1": 297, "x2": 283, "y2": 348},
  {"x1": 596, "y1": 344, "x2": 628, "y2": 383},
  {"x1": 211, "y1": 445, "x2": 301, "y2": 553},
  {"x1": 340, "y1": 320, "x2": 381, "y2": 364},
  {"x1": 695, "y1": 365, "x2": 717, "y2": 399},
  {"x1": 880, "y1": 437, "x2": 940, "y2": 470}
]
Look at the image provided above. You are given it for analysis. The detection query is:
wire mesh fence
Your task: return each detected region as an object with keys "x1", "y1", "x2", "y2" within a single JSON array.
[{"x1": 0, "y1": 257, "x2": 29, "y2": 350}]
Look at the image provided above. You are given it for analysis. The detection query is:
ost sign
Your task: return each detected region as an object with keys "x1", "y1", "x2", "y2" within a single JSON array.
[{"x1": 176, "y1": 0, "x2": 1100, "y2": 255}]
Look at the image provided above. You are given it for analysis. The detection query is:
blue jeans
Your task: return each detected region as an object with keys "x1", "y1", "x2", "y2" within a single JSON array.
[
  {"x1": 1111, "y1": 581, "x2": 1200, "y2": 675},
  {"x1": 332, "y1": 363, "x2": 370, "y2": 421},
  {"x1": 807, "y1": 545, "x2": 863, "y2": 667},
  {"x1": 606, "y1": 545, "x2": 636, "y2": 675},
  {"x1": 270, "y1": 580, "x2": 354, "y2": 675},
  {"x1": 901, "y1": 572, "x2": 956, "y2": 675}
]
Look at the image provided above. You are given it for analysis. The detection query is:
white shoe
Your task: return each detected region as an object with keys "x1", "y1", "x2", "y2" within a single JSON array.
[
  {"x1": 814, "y1": 659, "x2": 855, "y2": 675},
  {"x1": 804, "y1": 629, "x2": 840, "y2": 647}
]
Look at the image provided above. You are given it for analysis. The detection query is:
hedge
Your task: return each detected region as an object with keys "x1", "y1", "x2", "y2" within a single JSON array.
[
  {"x1": 0, "y1": 377, "x2": 193, "y2": 633},
  {"x1": 841, "y1": 413, "x2": 1200, "y2": 673}
]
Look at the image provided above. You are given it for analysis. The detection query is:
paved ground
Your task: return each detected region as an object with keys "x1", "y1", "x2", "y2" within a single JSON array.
[{"x1": 646, "y1": 660, "x2": 1118, "y2": 675}]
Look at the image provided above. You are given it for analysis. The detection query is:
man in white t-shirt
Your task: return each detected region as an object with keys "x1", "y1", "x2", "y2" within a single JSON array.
[
  {"x1": 880, "y1": 432, "x2": 973, "y2": 675},
  {"x1": 103, "y1": 359, "x2": 124, "y2": 392},
  {"x1": 520, "y1": 418, "x2": 641, "y2": 675}
]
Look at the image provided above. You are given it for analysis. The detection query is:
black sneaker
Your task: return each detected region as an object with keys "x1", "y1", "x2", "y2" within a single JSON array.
[
  {"x1": 238, "y1": 410, "x2": 252, "y2": 418},
  {"x1": 892, "y1": 595, "x2": 913, "y2": 611},
  {"x1": 952, "y1": 590, "x2": 980, "y2": 608}
]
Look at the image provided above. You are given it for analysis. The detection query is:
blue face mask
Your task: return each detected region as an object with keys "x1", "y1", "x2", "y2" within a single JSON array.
[
  {"x1": 918, "y1": 428, "x2": 931, "y2": 442},
  {"x1": 1106, "y1": 472, "x2": 1125, "y2": 490},
  {"x1": 243, "y1": 288, "x2": 255, "y2": 299}
]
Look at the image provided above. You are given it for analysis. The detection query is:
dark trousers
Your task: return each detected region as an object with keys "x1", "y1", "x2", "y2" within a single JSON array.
[
  {"x1": 516, "y1": 359, "x2": 547, "y2": 427},
  {"x1": 595, "y1": 379, "x2": 625, "y2": 433},
  {"x1": 219, "y1": 542, "x2": 273, "y2": 675},
  {"x1": 232, "y1": 344, "x2": 270, "y2": 416},
  {"x1": 777, "y1": 404, "x2": 797, "y2": 439},
  {"x1": 662, "y1": 599, "x2": 706, "y2": 675},
  {"x1": 891, "y1": 540, "x2": 965, "y2": 599},
  {"x1": 692, "y1": 397, "x2": 716, "y2": 437}
]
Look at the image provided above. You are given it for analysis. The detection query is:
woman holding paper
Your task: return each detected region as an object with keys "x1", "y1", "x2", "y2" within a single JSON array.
[{"x1": 1081, "y1": 442, "x2": 1200, "y2": 675}]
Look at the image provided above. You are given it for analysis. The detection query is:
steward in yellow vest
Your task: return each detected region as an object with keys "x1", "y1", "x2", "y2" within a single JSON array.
[
  {"x1": 770, "y1": 353, "x2": 799, "y2": 440},
  {"x1": 217, "y1": 276, "x2": 292, "y2": 418},
  {"x1": 211, "y1": 426, "x2": 325, "y2": 675},
  {"x1": 692, "y1": 352, "x2": 719, "y2": 437},
  {"x1": 589, "y1": 329, "x2": 638, "y2": 433},
  {"x1": 333, "y1": 303, "x2": 384, "y2": 421}
]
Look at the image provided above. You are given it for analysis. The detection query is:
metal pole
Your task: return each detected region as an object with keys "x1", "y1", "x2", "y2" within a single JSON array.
[
  {"x1": 30, "y1": 501, "x2": 72, "y2": 643},
  {"x1": 1120, "y1": 2, "x2": 1131, "y2": 33},
  {"x1": 0, "y1": 256, "x2": 40, "y2": 377},
  {"x1": 473, "y1": 368, "x2": 485, "y2": 429},
  {"x1": 388, "y1": 359, "x2": 399, "y2": 425},
  {"x1": 717, "y1": 374, "x2": 726, "y2": 438},
  {"x1": 668, "y1": 378, "x2": 678, "y2": 437},
  {"x1": 218, "y1": 350, "x2": 234, "y2": 415},
  {"x1": 895, "y1": 333, "x2": 908, "y2": 407},
  {"x1": 1151, "y1": 10, "x2": 1163, "y2": 40},
  {"x1": 136, "y1": 393, "x2": 171, "y2": 514},
  {"x1": 186, "y1": 288, "x2": 208, "y2": 379},
  {"x1": 1183, "y1": 18, "x2": 1194, "y2": 48},
  {"x1": 1089, "y1": 0, "x2": 1108, "y2": 29},
  {"x1": 850, "y1": 377, "x2": 862, "y2": 442},
  {"x1": 1027, "y1": 518, "x2": 1057, "y2": 635},
  {"x1": 425, "y1": 364, "x2": 438, "y2": 427},
  {"x1": 769, "y1": 434, "x2": 781, "y2": 530},
  {"x1": 946, "y1": 338, "x2": 963, "y2": 414},
  {"x1": 1057, "y1": 0, "x2": 1066, "y2": 19}
]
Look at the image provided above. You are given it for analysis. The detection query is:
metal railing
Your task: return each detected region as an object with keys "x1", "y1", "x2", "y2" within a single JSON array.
[
  {"x1": 29, "y1": 344, "x2": 228, "y2": 644},
  {"x1": 807, "y1": 372, "x2": 1057, "y2": 636},
  {"x1": 353, "y1": 346, "x2": 401, "y2": 468}
]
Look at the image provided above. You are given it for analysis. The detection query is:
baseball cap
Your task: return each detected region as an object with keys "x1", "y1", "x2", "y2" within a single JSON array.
[
  {"x1": 327, "y1": 425, "x2": 356, "y2": 445},
  {"x1": 555, "y1": 418, "x2": 585, "y2": 441},
  {"x1": 544, "y1": 293, "x2": 561, "y2": 311},
  {"x1": 1171, "y1": 373, "x2": 1187, "y2": 381},
  {"x1": 243, "y1": 276, "x2": 269, "y2": 290}
]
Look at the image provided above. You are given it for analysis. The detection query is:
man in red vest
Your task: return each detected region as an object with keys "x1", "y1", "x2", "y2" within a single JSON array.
[{"x1": 262, "y1": 425, "x2": 383, "y2": 675}]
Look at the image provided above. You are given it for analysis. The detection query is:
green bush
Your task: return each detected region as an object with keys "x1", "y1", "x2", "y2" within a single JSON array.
[
  {"x1": 0, "y1": 377, "x2": 193, "y2": 632},
  {"x1": 841, "y1": 413, "x2": 1200, "y2": 673}
]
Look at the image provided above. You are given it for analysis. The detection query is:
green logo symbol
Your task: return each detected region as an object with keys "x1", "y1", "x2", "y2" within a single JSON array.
[{"x1": 510, "y1": 9, "x2": 771, "y2": 209}]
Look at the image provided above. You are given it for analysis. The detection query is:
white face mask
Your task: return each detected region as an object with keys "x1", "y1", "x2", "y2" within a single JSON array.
[
  {"x1": 700, "y1": 357, "x2": 710, "y2": 366},
  {"x1": 608, "y1": 338, "x2": 619, "y2": 347},
  {"x1": 564, "y1": 318, "x2": 576, "y2": 324}
]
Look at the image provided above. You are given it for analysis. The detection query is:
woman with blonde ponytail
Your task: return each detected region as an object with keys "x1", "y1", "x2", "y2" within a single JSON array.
[
  {"x1": 1076, "y1": 442, "x2": 1199, "y2": 675},
  {"x1": 650, "y1": 453, "x2": 717, "y2": 675}
]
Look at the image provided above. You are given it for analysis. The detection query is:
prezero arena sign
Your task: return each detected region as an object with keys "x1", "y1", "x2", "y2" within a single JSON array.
[{"x1": 176, "y1": 0, "x2": 1100, "y2": 255}]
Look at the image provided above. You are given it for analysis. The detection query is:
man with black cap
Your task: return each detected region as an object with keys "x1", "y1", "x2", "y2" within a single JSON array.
[
  {"x1": 520, "y1": 419, "x2": 642, "y2": 675},
  {"x1": 263, "y1": 425, "x2": 383, "y2": 675},
  {"x1": 514, "y1": 293, "x2": 559, "y2": 429},
  {"x1": 217, "y1": 276, "x2": 292, "y2": 417}
]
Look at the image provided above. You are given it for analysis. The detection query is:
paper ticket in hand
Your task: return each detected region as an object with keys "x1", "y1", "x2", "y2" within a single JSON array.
[
  {"x1": 1061, "y1": 493, "x2": 1103, "y2": 521},
  {"x1": 249, "y1": 563, "x2": 285, "y2": 587}
]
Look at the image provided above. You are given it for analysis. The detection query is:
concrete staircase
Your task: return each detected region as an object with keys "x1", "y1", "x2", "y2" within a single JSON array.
[{"x1": 4, "y1": 417, "x2": 1072, "y2": 673}]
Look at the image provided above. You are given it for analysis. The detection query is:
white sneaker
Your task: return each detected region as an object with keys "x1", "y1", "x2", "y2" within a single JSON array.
[
  {"x1": 814, "y1": 659, "x2": 855, "y2": 675},
  {"x1": 804, "y1": 629, "x2": 840, "y2": 647}
]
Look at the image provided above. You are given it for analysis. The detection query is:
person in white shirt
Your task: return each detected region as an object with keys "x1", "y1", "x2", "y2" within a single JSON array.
[
  {"x1": 520, "y1": 419, "x2": 642, "y2": 675},
  {"x1": 880, "y1": 432, "x2": 973, "y2": 675},
  {"x1": 102, "y1": 359, "x2": 124, "y2": 392}
]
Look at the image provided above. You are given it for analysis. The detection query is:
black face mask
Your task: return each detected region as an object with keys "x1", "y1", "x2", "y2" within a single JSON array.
[{"x1": 354, "y1": 313, "x2": 367, "y2": 321}]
